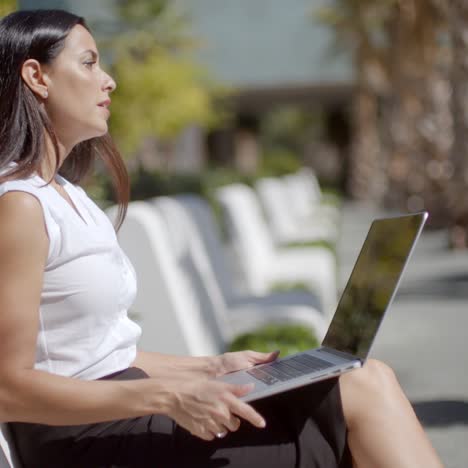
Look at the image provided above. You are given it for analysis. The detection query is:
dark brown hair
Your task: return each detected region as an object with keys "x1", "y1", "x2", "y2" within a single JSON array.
[{"x1": 0, "y1": 9, "x2": 129, "y2": 229}]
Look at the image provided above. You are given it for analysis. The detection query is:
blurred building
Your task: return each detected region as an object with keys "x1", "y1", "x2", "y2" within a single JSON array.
[
  {"x1": 19, "y1": 0, "x2": 353, "y2": 177},
  {"x1": 19, "y1": 0, "x2": 110, "y2": 23},
  {"x1": 184, "y1": 1, "x2": 351, "y2": 103},
  {"x1": 182, "y1": 0, "x2": 353, "y2": 176}
]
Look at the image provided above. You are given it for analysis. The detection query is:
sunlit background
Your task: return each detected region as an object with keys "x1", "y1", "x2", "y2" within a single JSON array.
[
  {"x1": 3, "y1": 1, "x2": 468, "y2": 466},
  {"x1": 13, "y1": 0, "x2": 468, "y2": 240}
]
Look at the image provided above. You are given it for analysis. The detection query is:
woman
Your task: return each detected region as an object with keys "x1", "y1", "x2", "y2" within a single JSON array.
[{"x1": 0, "y1": 9, "x2": 442, "y2": 468}]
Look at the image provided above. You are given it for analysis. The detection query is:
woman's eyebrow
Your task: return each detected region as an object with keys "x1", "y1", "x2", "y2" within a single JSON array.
[{"x1": 80, "y1": 49, "x2": 99, "y2": 60}]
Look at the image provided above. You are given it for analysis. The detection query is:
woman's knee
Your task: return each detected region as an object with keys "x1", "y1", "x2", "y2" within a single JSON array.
[
  {"x1": 360, "y1": 358, "x2": 397, "y2": 389},
  {"x1": 339, "y1": 359, "x2": 400, "y2": 424}
]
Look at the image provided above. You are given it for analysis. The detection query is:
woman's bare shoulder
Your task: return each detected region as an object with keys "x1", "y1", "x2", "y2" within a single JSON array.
[
  {"x1": 0, "y1": 189, "x2": 45, "y2": 222},
  {"x1": 0, "y1": 190, "x2": 48, "y2": 253}
]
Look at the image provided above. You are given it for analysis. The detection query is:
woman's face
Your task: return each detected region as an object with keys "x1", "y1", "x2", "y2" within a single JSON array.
[{"x1": 42, "y1": 24, "x2": 116, "y2": 147}]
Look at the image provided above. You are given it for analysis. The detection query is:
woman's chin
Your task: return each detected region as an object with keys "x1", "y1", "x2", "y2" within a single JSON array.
[
  {"x1": 88, "y1": 123, "x2": 109, "y2": 139},
  {"x1": 76, "y1": 127, "x2": 108, "y2": 145},
  {"x1": 97, "y1": 127, "x2": 108, "y2": 137}
]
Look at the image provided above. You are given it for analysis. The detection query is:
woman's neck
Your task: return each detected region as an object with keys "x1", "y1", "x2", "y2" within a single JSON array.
[{"x1": 38, "y1": 135, "x2": 71, "y2": 182}]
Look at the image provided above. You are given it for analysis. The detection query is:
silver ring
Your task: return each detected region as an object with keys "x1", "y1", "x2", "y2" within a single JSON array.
[{"x1": 216, "y1": 431, "x2": 227, "y2": 439}]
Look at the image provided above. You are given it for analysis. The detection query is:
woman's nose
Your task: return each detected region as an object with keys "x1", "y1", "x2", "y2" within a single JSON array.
[{"x1": 103, "y1": 72, "x2": 117, "y2": 93}]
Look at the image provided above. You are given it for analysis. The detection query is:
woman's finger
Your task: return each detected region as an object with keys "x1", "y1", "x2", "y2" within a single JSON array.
[
  {"x1": 224, "y1": 415, "x2": 241, "y2": 432},
  {"x1": 248, "y1": 349, "x2": 280, "y2": 364},
  {"x1": 227, "y1": 382, "x2": 255, "y2": 398},
  {"x1": 212, "y1": 408, "x2": 241, "y2": 433},
  {"x1": 205, "y1": 402, "x2": 239, "y2": 434},
  {"x1": 198, "y1": 398, "x2": 241, "y2": 437},
  {"x1": 205, "y1": 417, "x2": 227, "y2": 437},
  {"x1": 225, "y1": 393, "x2": 266, "y2": 429},
  {"x1": 194, "y1": 424, "x2": 215, "y2": 441}
]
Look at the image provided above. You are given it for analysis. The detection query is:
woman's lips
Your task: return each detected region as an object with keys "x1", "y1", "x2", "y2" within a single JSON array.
[
  {"x1": 98, "y1": 98, "x2": 111, "y2": 107},
  {"x1": 98, "y1": 105, "x2": 110, "y2": 117},
  {"x1": 97, "y1": 98, "x2": 111, "y2": 118}
]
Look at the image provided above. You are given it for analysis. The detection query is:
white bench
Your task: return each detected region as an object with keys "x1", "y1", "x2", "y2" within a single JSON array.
[
  {"x1": 0, "y1": 424, "x2": 20, "y2": 467},
  {"x1": 282, "y1": 168, "x2": 341, "y2": 226},
  {"x1": 107, "y1": 202, "x2": 223, "y2": 356},
  {"x1": 174, "y1": 194, "x2": 325, "y2": 312},
  {"x1": 255, "y1": 176, "x2": 338, "y2": 244},
  {"x1": 152, "y1": 196, "x2": 327, "y2": 340},
  {"x1": 215, "y1": 183, "x2": 338, "y2": 317}
]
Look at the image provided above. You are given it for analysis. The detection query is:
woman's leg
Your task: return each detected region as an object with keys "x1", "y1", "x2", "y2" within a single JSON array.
[
  {"x1": 10, "y1": 369, "x2": 350, "y2": 468},
  {"x1": 339, "y1": 359, "x2": 443, "y2": 468}
]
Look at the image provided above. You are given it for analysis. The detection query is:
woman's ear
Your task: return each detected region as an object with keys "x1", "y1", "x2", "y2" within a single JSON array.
[{"x1": 21, "y1": 59, "x2": 49, "y2": 99}]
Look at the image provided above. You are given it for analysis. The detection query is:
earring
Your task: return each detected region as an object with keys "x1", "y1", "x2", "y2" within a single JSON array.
[{"x1": 43, "y1": 90, "x2": 48, "y2": 98}]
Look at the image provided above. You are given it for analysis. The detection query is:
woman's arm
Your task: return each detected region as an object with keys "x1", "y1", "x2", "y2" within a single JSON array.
[
  {"x1": 132, "y1": 349, "x2": 281, "y2": 380},
  {"x1": 0, "y1": 192, "x2": 154, "y2": 425},
  {"x1": 132, "y1": 350, "x2": 221, "y2": 379},
  {"x1": 0, "y1": 192, "x2": 265, "y2": 439}
]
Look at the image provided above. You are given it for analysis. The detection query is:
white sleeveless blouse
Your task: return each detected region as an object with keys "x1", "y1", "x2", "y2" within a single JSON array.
[{"x1": 0, "y1": 167, "x2": 141, "y2": 380}]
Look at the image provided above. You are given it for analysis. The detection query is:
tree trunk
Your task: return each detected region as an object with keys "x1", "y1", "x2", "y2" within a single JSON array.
[
  {"x1": 347, "y1": 12, "x2": 390, "y2": 203},
  {"x1": 348, "y1": 79, "x2": 385, "y2": 201},
  {"x1": 447, "y1": 0, "x2": 468, "y2": 247},
  {"x1": 383, "y1": 0, "x2": 451, "y2": 225}
]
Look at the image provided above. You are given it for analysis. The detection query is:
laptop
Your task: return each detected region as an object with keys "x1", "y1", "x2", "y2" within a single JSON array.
[{"x1": 218, "y1": 212, "x2": 428, "y2": 402}]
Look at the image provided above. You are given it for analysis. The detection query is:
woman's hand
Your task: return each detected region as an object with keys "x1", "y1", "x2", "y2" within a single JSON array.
[
  {"x1": 217, "y1": 350, "x2": 280, "y2": 376},
  {"x1": 132, "y1": 350, "x2": 279, "y2": 382},
  {"x1": 166, "y1": 378, "x2": 266, "y2": 441}
]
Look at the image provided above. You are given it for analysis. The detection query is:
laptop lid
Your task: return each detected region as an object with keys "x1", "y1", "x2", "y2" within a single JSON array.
[{"x1": 322, "y1": 212, "x2": 428, "y2": 361}]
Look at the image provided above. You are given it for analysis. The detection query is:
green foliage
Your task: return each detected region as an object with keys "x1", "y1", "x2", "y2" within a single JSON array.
[
  {"x1": 106, "y1": 0, "x2": 225, "y2": 157},
  {"x1": 283, "y1": 239, "x2": 336, "y2": 253},
  {"x1": 259, "y1": 147, "x2": 302, "y2": 176},
  {"x1": 88, "y1": 162, "x2": 341, "y2": 239},
  {"x1": 114, "y1": 0, "x2": 192, "y2": 49},
  {"x1": 229, "y1": 324, "x2": 319, "y2": 357},
  {"x1": 92, "y1": 158, "x2": 313, "y2": 208},
  {"x1": 261, "y1": 107, "x2": 324, "y2": 152},
  {"x1": 0, "y1": 0, "x2": 16, "y2": 17},
  {"x1": 116, "y1": 0, "x2": 168, "y2": 27},
  {"x1": 88, "y1": 166, "x2": 244, "y2": 205},
  {"x1": 270, "y1": 281, "x2": 312, "y2": 293},
  {"x1": 258, "y1": 107, "x2": 333, "y2": 190},
  {"x1": 260, "y1": 107, "x2": 324, "y2": 174},
  {"x1": 110, "y1": 45, "x2": 220, "y2": 154},
  {"x1": 321, "y1": 189, "x2": 343, "y2": 207},
  {"x1": 313, "y1": 0, "x2": 396, "y2": 55},
  {"x1": 84, "y1": 175, "x2": 112, "y2": 209},
  {"x1": 129, "y1": 168, "x2": 204, "y2": 201}
]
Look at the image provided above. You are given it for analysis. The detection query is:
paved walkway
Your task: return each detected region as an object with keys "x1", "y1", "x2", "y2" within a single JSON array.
[{"x1": 337, "y1": 202, "x2": 468, "y2": 468}]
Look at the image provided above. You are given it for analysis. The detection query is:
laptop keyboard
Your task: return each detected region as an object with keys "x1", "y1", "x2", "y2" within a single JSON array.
[{"x1": 246, "y1": 354, "x2": 334, "y2": 386}]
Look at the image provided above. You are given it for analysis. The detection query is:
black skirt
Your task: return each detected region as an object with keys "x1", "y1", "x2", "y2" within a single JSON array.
[{"x1": 9, "y1": 367, "x2": 352, "y2": 468}]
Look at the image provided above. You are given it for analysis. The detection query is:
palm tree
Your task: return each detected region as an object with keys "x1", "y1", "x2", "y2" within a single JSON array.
[
  {"x1": 316, "y1": 0, "x2": 393, "y2": 201},
  {"x1": 383, "y1": 0, "x2": 451, "y2": 222},
  {"x1": 319, "y1": 0, "x2": 452, "y2": 219},
  {"x1": 446, "y1": 0, "x2": 468, "y2": 246}
]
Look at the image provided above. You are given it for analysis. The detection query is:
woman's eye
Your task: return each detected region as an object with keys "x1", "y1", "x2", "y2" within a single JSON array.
[{"x1": 84, "y1": 61, "x2": 96, "y2": 68}]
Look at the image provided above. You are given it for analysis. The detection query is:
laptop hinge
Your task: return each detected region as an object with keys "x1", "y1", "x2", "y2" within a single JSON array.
[{"x1": 318, "y1": 346, "x2": 360, "y2": 363}]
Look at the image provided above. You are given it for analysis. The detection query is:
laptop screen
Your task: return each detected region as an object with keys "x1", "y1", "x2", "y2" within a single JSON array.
[{"x1": 322, "y1": 212, "x2": 427, "y2": 360}]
